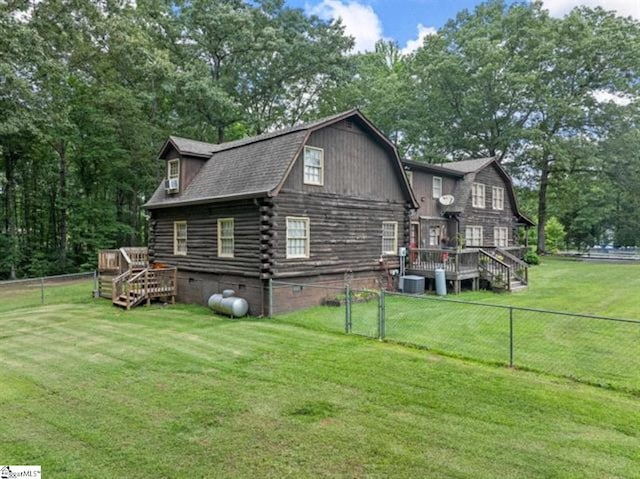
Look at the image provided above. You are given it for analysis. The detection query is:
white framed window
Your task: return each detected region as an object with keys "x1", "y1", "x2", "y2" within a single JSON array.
[
  {"x1": 405, "y1": 170, "x2": 413, "y2": 188},
  {"x1": 382, "y1": 221, "x2": 398, "y2": 255},
  {"x1": 174, "y1": 221, "x2": 187, "y2": 256},
  {"x1": 167, "y1": 159, "x2": 180, "y2": 180},
  {"x1": 303, "y1": 146, "x2": 324, "y2": 185},
  {"x1": 428, "y1": 225, "x2": 442, "y2": 247},
  {"x1": 432, "y1": 176, "x2": 442, "y2": 199},
  {"x1": 472, "y1": 183, "x2": 485, "y2": 208},
  {"x1": 492, "y1": 186, "x2": 504, "y2": 210},
  {"x1": 286, "y1": 217, "x2": 310, "y2": 258},
  {"x1": 217, "y1": 218, "x2": 234, "y2": 258},
  {"x1": 465, "y1": 226, "x2": 483, "y2": 247},
  {"x1": 494, "y1": 227, "x2": 508, "y2": 247}
]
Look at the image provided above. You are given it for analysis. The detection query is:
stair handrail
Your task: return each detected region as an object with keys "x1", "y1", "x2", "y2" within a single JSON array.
[
  {"x1": 112, "y1": 269, "x2": 131, "y2": 303},
  {"x1": 495, "y1": 248, "x2": 528, "y2": 285},
  {"x1": 478, "y1": 249, "x2": 512, "y2": 291},
  {"x1": 119, "y1": 247, "x2": 133, "y2": 274}
]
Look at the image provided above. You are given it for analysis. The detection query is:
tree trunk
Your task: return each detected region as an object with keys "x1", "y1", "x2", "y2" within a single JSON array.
[
  {"x1": 217, "y1": 125, "x2": 225, "y2": 144},
  {"x1": 4, "y1": 152, "x2": 17, "y2": 279},
  {"x1": 536, "y1": 158, "x2": 551, "y2": 254},
  {"x1": 55, "y1": 140, "x2": 68, "y2": 270}
]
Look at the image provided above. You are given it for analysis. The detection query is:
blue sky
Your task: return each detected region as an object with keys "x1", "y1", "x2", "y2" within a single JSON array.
[{"x1": 285, "y1": 0, "x2": 640, "y2": 53}]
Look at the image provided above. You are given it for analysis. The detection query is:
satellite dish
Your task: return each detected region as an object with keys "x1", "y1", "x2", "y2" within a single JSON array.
[{"x1": 439, "y1": 195, "x2": 455, "y2": 206}]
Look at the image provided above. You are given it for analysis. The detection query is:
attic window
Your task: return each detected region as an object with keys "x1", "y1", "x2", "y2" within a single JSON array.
[
  {"x1": 166, "y1": 159, "x2": 180, "y2": 193},
  {"x1": 345, "y1": 119, "x2": 354, "y2": 129},
  {"x1": 303, "y1": 146, "x2": 324, "y2": 186}
]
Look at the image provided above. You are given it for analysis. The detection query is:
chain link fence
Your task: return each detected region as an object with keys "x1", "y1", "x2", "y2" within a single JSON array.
[
  {"x1": 0, "y1": 272, "x2": 96, "y2": 313},
  {"x1": 272, "y1": 281, "x2": 640, "y2": 394}
]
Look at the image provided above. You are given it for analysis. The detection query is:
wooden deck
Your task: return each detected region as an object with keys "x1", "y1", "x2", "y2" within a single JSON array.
[
  {"x1": 407, "y1": 247, "x2": 529, "y2": 293},
  {"x1": 98, "y1": 247, "x2": 177, "y2": 309}
]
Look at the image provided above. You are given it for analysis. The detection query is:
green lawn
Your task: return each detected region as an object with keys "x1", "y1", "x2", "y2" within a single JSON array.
[
  {"x1": 276, "y1": 257, "x2": 640, "y2": 393},
  {"x1": 2, "y1": 282, "x2": 640, "y2": 477}
]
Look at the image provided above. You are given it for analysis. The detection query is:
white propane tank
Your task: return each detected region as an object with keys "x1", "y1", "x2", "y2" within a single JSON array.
[{"x1": 207, "y1": 290, "x2": 249, "y2": 318}]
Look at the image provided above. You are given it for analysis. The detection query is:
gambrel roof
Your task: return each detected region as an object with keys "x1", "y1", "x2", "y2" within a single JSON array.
[
  {"x1": 402, "y1": 157, "x2": 534, "y2": 226},
  {"x1": 145, "y1": 110, "x2": 418, "y2": 210},
  {"x1": 443, "y1": 157, "x2": 534, "y2": 226}
]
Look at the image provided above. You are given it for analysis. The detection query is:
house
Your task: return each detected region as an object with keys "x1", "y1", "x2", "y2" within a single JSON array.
[
  {"x1": 402, "y1": 157, "x2": 534, "y2": 292},
  {"x1": 142, "y1": 110, "x2": 418, "y2": 315}
]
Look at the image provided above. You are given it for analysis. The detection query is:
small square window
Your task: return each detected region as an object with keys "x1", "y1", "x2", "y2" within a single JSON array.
[{"x1": 465, "y1": 226, "x2": 483, "y2": 247}]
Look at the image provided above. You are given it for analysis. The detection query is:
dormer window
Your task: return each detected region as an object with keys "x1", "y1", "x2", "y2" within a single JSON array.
[
  {"x1": 303, "y1": 146, "x2": 323, "y2": 186},
  {"x1": 166, "y1": 159, "x2": 180, "y2": 193}
]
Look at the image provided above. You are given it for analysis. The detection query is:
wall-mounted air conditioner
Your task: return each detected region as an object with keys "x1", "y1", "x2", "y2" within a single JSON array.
[{"x1": 165, "y1": 178, "x2": 179, "y2": 193}]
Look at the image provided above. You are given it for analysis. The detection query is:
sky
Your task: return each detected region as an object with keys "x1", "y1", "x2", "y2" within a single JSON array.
[{"x1": 285, "y1": 0, "x2": 640, "y2": 53}]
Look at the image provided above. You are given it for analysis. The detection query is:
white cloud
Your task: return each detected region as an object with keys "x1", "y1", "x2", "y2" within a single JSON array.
[
  {"x1": 542, "y1": 0, "x2": 640, "y2": 19},
  {"x1": 592, "y1": 89, "x2": 634, "y2": 106},
  {"x1": 308, "y1": 0, "x2": 384, "y2": 53},
  {"x1": 401, "y1": 23, "x2": 437, "y2": 55}
]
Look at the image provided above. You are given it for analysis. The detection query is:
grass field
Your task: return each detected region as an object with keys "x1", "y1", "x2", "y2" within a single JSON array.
[
  {"x1": 1, "y1": 262, "x2": 640, "y2": 477},
  {"x1": 276, "y1": 257, "x2": 640, "y2": 392}
]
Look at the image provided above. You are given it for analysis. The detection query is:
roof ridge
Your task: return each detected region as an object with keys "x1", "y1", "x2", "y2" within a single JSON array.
[{"x1": 169, "y1": 109, "x2": 361, "y2": 157}]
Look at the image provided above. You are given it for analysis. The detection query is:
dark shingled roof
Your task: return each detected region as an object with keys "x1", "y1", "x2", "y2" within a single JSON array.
[
  {"x1": 145, "y1": 110, "x2": 418, "y2": 210},
  {"x1": 401, "y1": 159, "x2": 464, "y2": 178},
  {"x1": 436, "y1": 157, "x2": 534, "y2": 226},
  {"x1": 168, "y1": 136, "x2": 218, "y2": 157},
  {"x1": 440, "y1": 157, "x2": 495, "y2": 174}
]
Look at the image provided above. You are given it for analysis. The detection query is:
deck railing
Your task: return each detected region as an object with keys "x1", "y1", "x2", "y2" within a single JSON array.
[
  {"x1": 496, "y1": 248, "x2": 529, "y2": 285},
  {"x1": 409, "y1": 249, "x2": 479, "y2": 274},
  {"x1": 112, "y1": 266, "x2": 177, "y2": 309},
  {"x1": 478, "y1": 249, "x2": 511, "y2": 290},
  {"x1": 98, "y1": 247, "x2": 149, "y2": 274}
]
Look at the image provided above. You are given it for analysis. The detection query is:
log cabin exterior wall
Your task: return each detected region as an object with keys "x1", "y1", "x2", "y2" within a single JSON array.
[
  {"x1": 459, "y1": 163, "x2": 518, "y2": 247},
  {"x1": 148, "y1": 200, "x2": 267, "y2": 314},
  {"x1": 149, "y1": 200, "x2": 261, "y2": 276},
  {"x1": 271, "y1": 191, "x2": 409, "y2": 277},
  {"x1": 146, "y1": 111, "x2": 417, "y2": 314},
  {"x1": 275, "y1": 119, "x2": 411, "y2": 278}
]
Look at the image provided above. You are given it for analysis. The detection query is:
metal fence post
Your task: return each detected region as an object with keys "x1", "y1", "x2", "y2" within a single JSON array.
[
  {"x1": 378, "y1": 289, "x2": 385, "y2": 340},
  {"x1": 41, "y1": 277, "x2": 45, "y2": 304},
  {"x1": 268, "y1": 278, "x2": 273, "y2": 318},
  {"x1": 93, "y1": 270, "x2": 98, "y2": 294},
  {"x1": 345, "y1": 284, "x2": 351, "y2": 334},
  {"x1": 509, "y1": 307, "x2": 514, "y2": 368}
]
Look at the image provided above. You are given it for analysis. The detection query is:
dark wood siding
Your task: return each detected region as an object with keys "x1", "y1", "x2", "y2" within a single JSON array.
[
  {"x1": 409, "y1": 169, "x2": 457, "y2": 218},
  {"x1": 162, "y1": 146, "x2": 206, "y2": 196},
  {"x1": 460, "y1": 164, "x2": 518, "y2": 246},
  {"x1": 271, "y1": 190, "x2": 409, "y2": 277},
  {"x1": 282, "y1": 120, "x2": 407, "y2": 202},
  {"x1": 149, "y1": 200, "x2": 261, "y2": 276}
]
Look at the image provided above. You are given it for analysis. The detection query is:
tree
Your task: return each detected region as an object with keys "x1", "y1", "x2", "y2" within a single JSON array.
[{"x1": 407, "y1": 1, "x2": 640, "y2": 253}]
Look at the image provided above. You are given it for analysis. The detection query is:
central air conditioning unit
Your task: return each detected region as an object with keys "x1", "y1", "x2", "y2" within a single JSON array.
[{"x1": 165, "y1": 178, "x2": 179, "y2": 193}]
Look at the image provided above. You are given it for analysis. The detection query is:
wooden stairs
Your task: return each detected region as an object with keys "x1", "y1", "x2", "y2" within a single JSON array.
[
  {"x1": 98, "y1": 247, "x2": 177, "y2": 310},
  {"x1": 478, "y1": 248, "x2": 529, "y2": 292}
]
